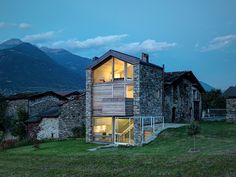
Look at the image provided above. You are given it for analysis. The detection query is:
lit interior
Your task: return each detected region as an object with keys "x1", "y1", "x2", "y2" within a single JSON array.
[
  {"x1": 114, "y1": 58, "x2": 125, "y2": 80},
  {"x1": 93, "y1": 117, "x2": 112, "y2": 142},
  {"x1": 93, "y1": 59, "x2": 113, "y2": 83},
  {"x1": 93, "y1": 57, "x2": 133, "y2": 83},
  {"x1": 126, "y1": 85, "x2": 134, "y2": 98}
]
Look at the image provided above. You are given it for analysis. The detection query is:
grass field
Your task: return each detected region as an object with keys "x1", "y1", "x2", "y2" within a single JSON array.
[{"x1": 0, "y1": 121, "x2": 236, "y2": 177}]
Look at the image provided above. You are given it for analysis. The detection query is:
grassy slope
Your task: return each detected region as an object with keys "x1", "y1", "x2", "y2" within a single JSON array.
[{"x1": 0, "y1": 122, "x2": 235, "y2": 177}]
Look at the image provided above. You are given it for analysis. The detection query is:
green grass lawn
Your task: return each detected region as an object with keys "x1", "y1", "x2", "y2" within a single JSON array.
[{"x1": 0, "y1": 121, "x2": 236, "y2": 177}]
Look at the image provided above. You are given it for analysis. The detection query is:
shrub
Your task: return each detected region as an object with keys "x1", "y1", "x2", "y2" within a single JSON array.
[
  {"x1": 11, "y1": 109, "x2": 29, "y2": 140},
  {"x1": 72, "y1": 124, "x2": 86, "y2": 138}
]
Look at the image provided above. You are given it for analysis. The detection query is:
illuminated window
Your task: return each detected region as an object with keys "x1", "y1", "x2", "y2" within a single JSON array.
[
  {"x1": 93, "y1": 117, "x2": 112, "y2": 142},
  {"x1": 126, "y1": 85, "x2": 134, "y2": 98},
  {"x1": 114, "y1": 58, "x2": 125, "y2": 81},
  {"x1": 93, "y1": 57, "x2": 134, "y2": 83},
  {"x1": 93, "y1": 59, "x2": 112, "y2": 83},
  {"x1": 127, "y1": 63, "x2": 133, "y2": 80}
]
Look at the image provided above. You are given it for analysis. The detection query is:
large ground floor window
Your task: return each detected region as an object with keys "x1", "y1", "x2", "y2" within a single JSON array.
[
  {"x1": 92, "y1": 117, "x2": 134, "y2": 145},
  {"x1": 93, "y1": 117, "x2": 113, "y2": 142}
]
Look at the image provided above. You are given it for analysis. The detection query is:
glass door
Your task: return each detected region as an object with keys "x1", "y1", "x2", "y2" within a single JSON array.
[{"x1": 114, "y1": 117, "x2": 134, "y2": 145}]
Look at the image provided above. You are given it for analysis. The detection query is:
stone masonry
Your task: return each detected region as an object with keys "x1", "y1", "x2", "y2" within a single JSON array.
[{"x1": 226, "y1": 98, "x2": 236, "y2": 123}]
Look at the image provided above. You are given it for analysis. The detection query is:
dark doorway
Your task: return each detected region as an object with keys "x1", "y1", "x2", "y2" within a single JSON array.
[
  {"x1": 194, "y1": 101, "x2": 200, "y2": 121},
  {"x1": 172, "y1": 107, "x2": 176, "y2": 123}
]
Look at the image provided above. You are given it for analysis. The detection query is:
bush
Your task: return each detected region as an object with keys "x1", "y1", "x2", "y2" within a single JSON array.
[
  {"x1": 11, "y1": 109, "x2": 29, "y2": 140},
  {"x1": 72, "y1": 124, "x2": 85, "y2": 138}
]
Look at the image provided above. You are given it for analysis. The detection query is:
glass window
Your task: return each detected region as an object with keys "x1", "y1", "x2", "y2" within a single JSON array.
[
  {"x1": 114, "y1": 58, "x2": 125, "y2": 81},
  {"x1": 93, "y1": 59, "x2": 113, "y2": 83},
  {"x1": 127, "y1": 63, "x2": 133, "y2": 80},
  {"x1": 93, "y1": 117, "x2": 113, "y2": 142},
  {"x1": 126, "y1": 85, "x2": 134, "y2": 98}
]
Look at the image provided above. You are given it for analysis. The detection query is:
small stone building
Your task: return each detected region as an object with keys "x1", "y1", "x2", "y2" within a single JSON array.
[
  {"x1": 164, "y1": 71, "x2": 205, "y2": 123},
  {"x1": 26, "y1": 92, "x2": 85, "y2": 139},
  {"x1": 5, "y1": 91, "x2": 85, "y2": 140},
  {"x1": 224, "y1": 86, "x2": 236, "y2": 123}
]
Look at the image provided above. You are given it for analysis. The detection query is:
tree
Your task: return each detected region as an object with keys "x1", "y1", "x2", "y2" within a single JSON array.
[
  {"x1": 188, "y1": 121, "x2": 200, "y2": 152},
  {"x1": 27, "y1": 123, "x2": 41, "y2": 150},
  {"x1": 11, "y1": 109, "x2": 28, "y2": 140},
  {"x1": 202, "y1": 89, "x2": 226, "y2": 110},
  {"x1": 0, "y1": 94, "x2": 7, "y2": 132}
]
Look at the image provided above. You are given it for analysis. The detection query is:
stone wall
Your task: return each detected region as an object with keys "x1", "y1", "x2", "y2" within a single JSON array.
[
  {"x1": 58, "y1": 94, "x2": 85, "y2": 139},
  {"x1": 164, "y1": 79, "x2": 202, "y2": 123},
  {"x1": 29, "y1": 96, "x2": 63, "y2": 116},
  {"x1": 37, "y1": 118, "x2": 59, "y2": 139},
  {"x1": 85, "y1": 69, "x2": 93, "y2": 142},
  {"x1": 6, "y1": 99, "x2": 28, "y2": 118},
  {"x1": 133, "y1": 63, "x2": 163, "y2": 145},
  {"x1": 226, "y1": 98, "x2": 236, "y2": 123}
]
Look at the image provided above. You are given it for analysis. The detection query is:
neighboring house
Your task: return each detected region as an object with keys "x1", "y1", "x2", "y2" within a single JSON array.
[
  {"x1": 5, "y1": 91, "x2": 85, "y2": 140},
  {"x1": 223, "y1": 86, "x2": 236, "y2": 123},
  {"x1": 6, "y1": 91, "x2": 66, "y2": 118},
  {"x1": 26, "y1": 92, "x2": 85, "y2": 139},
  {"x1": 86, "y1": 50, "x2": 164, "y2": 146},
  {"x1": 164, "y1": 71, "x2": 205, "y2": 123}
]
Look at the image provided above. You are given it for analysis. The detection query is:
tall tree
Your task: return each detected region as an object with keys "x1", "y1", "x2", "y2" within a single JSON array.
[{"x1": 202, "y1": 89, "x2": 226, "y2": 110}]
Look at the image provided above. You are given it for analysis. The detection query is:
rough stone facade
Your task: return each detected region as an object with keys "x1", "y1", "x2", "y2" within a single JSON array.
[
  {"x1": 58, "y1": 94, "x2": 85, "y2": 138},
  {"x1": 164, "y1": 79, "x2": 202, "y2": 123},
  {"x1": 5, "y1": 99, "x2": 28, "y2": 118},
  {"x1": 29, "y1": 96, "x2": 64, "y2": 116},
  {"x1": 226, "y1": 98, "x2": 236, "y2": 123},
  {"x1": 85, "y1": 69, "x2": 93, "y2": 142},
  {"x1": 133, "y1": 64, "x2": 163, "y2": 145}
]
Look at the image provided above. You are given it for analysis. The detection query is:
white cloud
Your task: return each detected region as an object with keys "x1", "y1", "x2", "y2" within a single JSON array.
[
  {"x1": 52, "y1": 34, "x2": 128, "y2": 49},
  {"x1": 0, "y1": 22, "x2": 7, "y2": 28},
  {"x1": 22, "y1": 31, "x2": 56, "y2": 43},
  {"x1": 19, "y1": 23, "x2": 31, "y2": 29},
  {"x1": 201, "y1": 35, "x2": 236, "y2": 52},
  {"x1": 117, "y1": 39, "x2": 177, "y2": 53}
]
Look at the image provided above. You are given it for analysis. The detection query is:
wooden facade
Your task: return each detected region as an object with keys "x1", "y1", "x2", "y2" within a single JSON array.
[{"x1": 92, "y1": 82, "x2": 134, "y2": 116}]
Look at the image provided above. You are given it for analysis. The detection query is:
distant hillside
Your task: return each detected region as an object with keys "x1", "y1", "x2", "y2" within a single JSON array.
[
  {"x1": 0, "y1": 39, "x2": 86, "y2": 95},
  {"x1": 200, "y1": 81, "x2": 215, "y2": 92},
  {"x1": 40, "y1": 47, "x2": 91, "y2": 79}
]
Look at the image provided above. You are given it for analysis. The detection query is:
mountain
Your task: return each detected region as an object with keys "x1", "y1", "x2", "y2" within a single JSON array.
[
  {"x1": 0, "y1": 39, "x2": 85, "y2": 95},
  {"x1": 0, "y1": 38, "x2": 23, "y2": 50},
  {"x1": 200, "y1": 81, "x2": 215, "y2": 92},
  {"x1": 40, "y1": 47, "x2": 91, "y2": 79}
]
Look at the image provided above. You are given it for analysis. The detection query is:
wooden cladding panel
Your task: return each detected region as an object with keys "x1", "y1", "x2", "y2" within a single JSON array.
[{"x1": 92, "y1": 84, "x2": 133, "y2": 116}]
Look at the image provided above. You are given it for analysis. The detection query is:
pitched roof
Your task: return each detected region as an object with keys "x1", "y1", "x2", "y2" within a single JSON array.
[
  {"x1": 223, "y1": 86, "x2": 236, "y2": 98},
  {"x1": 56, "y1": 91, "x2": 83, "y2": 97},
  {"x1": 7, "y1": 91, "x2": 67, "y2": 101},
  {"x1": 26, "y1": 106, "x2": 60, "y2": 123},
  {"x1": 87, "y1": 49, "x2": 163, "y2": 69},
  {"x1": 164, "y1": 71, "x2": 205, "y2": 93}
]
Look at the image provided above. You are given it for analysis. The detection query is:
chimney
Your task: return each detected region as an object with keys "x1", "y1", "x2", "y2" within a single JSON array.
[
  {"x1": 141, "y1": 53, "x2": 149, "y2": 63},
  {"x1": 92, "y1": 56, "x2": 99, "y2": 61}
]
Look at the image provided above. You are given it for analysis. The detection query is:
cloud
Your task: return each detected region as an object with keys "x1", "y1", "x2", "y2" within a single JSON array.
[
  {"x1": 52, "y1": 34, "x2": 128, "y2": 49},
  {"x1": 0, "y1": 22, "x2": 7, "y2": 28},
  {"x1": 19, "y1": 23, "x2": 31, "y2": 29},
  {"x1": 201, "y1": 35, "x2": 236, "y2": 52},
  {"x1": 117, "y1": 39, "x2": 177, "y2": 53},
  {"x1": 22, "y1": 31, "x2": 56, "y2": 43}
]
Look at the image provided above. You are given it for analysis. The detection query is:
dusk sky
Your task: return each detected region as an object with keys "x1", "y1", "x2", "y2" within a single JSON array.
[{"x1": 0, "y1": 0, "x2": 235, "y2": 89}]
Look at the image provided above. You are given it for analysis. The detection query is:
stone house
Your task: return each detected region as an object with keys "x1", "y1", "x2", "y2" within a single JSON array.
[
  {"x1": 26, "y1": 92, "x2": 85, "y2": 139},
  {"x1": 86, "y1": 50, "x2": 164, "y2": 146},
  {"x1": 86, "y1": 50, "x2": 205, "y2": 146},
  {"x1": 5, "y1": 91, "x2": 85, "y2": 140},
  {"x1": 164, "y1": 71, "x2": 205, "y2": 123},
  {"x1": 223, "y1": 86, "x2": 236, "y2": 123}
]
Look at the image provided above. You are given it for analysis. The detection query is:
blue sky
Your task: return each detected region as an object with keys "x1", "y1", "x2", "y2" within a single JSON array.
[{"x1": 0, "y1": 0, "x2": 236, "y2": 89}]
